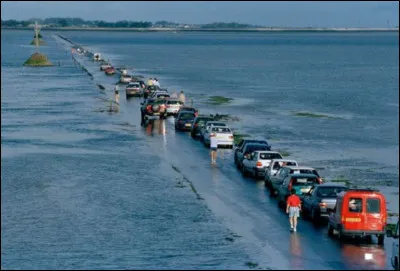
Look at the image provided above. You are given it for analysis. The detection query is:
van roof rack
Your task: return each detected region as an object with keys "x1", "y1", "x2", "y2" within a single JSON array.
[{"x1": 347, "y1": 188, "x2": 380, "y2": 193}]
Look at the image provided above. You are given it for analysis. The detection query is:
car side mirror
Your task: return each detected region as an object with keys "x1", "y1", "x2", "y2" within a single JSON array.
[{"x1": 386, "y1": 229, "x2": 393, "y2": 238}]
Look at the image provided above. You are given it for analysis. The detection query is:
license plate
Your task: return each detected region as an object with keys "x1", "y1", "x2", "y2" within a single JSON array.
[{"x1": 185, "y1": 123, "x2": 191, "y2": 127}]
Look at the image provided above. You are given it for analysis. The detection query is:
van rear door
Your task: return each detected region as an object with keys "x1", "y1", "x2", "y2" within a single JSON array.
[{"x1": 364, "y1": 196, "x2": 384, "y2": 232}]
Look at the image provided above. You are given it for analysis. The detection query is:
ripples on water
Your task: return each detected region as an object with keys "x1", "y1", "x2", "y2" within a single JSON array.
[{"x1": 1, "y1": 29, "x2": 399, "y2": 270}]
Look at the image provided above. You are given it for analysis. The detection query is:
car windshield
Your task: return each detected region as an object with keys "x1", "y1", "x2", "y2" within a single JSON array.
[
  {"x1": 259, "y1": 153, "x2": 283, "y2": 160},
  {"x1": 317, "y1": 187, "x2": 348, "y2": 198},
  {"x1": 180, "y1": 113, "x2": 195, "y2": 120},
  {"x1": 292, "y1": 177, "x2": 318, "y2": 186},
  {"x1": 211, "y1": 127, "x2": 231, "y2": 133}
]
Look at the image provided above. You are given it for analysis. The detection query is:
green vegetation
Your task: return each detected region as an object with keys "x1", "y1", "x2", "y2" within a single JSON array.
[
  {"x1": 330, "y1": 177, "x2": 352, "y2": 186},
  {"x1": 23, "y1": 52, "x2": 52, "y2": 66},
  {"x1": 233, "y1": 133, "x2": 251, "y2": 145},
  {"x1": 276, "y1": 149, "x2": 291, "y2": 157},
  {"x1": 293, "y1": 111, "x2": 341, "y2": 119},
  {"x1": 387, "y1": 223, "x2": 397, "y2": 233},
  {"x1": 208, "y1": 96, "x2": 233, "y2": 105},
  {"x1": 212, "y1": 113, "x2": 240, "y2": 122}
]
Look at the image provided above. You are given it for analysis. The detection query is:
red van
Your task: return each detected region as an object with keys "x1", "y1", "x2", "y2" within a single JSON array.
[{"x1": 327, "y1": 188, "x2": 387, "y2": 245}]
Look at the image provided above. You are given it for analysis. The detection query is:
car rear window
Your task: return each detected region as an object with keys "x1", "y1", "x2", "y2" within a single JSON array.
[
  {"x1": 367, "y1": 198, "x2": 381, "y2": 213},
  {"x1": 349, "y1": 198, "x2": 363, "y2": 213},
  {"x1": 290, "y1": 169, "x2": 320, "y2": 177},
  {"x1": 212, "y1": 127, "x2": 231, "y2": 133},
  {"x1": 317, "y1": 187, "x2": 348, "y2": 198},
  {"x1": 208, "y1": 122, "x2": 225, "y2": 127},
  {"x1": 129, "y1": 83, "x2": 140, "y2": 87},
  {"x1": 180, "y1": 113, "x2": 195, "y2": 120},
  {"x1": 246, "y1": 145, "x2": 270, "y2": 152},
  {"x1": 167, "y1": 100, "x2": 181, "y2": 105},
  {"x1": 259, "y1": 153, "x2": 283, "y2": 160},
  {"x1": 292, "y1": 177, "x2": 318, "y2": 186}
]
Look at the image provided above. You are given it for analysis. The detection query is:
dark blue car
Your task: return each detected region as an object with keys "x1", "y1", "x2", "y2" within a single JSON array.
[{"x1": 175, "y1": 111, "x2": 196, "y2": 131}]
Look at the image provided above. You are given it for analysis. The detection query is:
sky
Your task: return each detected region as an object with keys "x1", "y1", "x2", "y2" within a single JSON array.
[{"x1": 1, "y1": 1, "x2": 399, "y2": 28}]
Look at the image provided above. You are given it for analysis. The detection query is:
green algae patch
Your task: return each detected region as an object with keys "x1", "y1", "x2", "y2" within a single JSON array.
[
  {"x1": 233, "y1": 133, "x2": 251, "y2": 145},
  {"x1": 23, "y1": 52, "x2": 52, "y2": 66},
  {"x1": 212, "y1": 113, "x2": 240, "y2": 122},
  {"x1": 293, "y1": 111, "x2": 342, "y2": 119},
  {"x1": 30, "y1": 39, "x2": 45, "y2": 45},
  {"x1": 208, "y1": 96, "x2": 233, "y2": 105},
  {"x1": 276, "y1": 149, "x2": 291, "y2": 157},
  {"x1": 330, "y1": 178, "x2": 352, "y2": 186}
]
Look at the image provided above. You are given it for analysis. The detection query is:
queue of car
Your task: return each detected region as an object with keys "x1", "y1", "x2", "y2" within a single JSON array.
[{"x1": 91, "y1": 57, "x2": 398, "y2": 270}]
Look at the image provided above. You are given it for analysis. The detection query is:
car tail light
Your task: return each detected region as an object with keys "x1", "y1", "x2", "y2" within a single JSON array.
[
  {"x1": 319, "y1": 202, "x2": 327, "y2": 207},
  {"x1": 210, "y1": 133, "x2": 216, "y2": 137},
  {"x1": 288, "y1": 179, "x2": 294, "y2": 191},
  {"x1": 256, "y1": 161, "x2": 262, "y2": 167},
  {"x1": 317, "y1": 177, "x2": 323, "y2": 184},
  {"x1": 229, "y1": 135, "x2": 233, "y2": 139},
  {"x1": 166, "y1": 105, "x2": 170, "y2": 108},
  {"x1": 146, "y1": 105, "x2": 152, "y2": 111}
]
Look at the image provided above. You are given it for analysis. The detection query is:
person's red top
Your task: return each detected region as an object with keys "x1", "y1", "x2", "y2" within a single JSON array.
[{"x1": 287, "y1": 194, "x2": 301, "y2": 207}]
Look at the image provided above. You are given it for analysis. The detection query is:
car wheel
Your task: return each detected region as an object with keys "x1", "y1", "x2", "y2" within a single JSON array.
[
  {"x1": 377, "y1": 234, "x2": 384, "y2": 246},
  {"x1": 241, "y1": 165, "x2": 247, "y2": 176},
  {"x1": 394, "y1": 257, "x2": 399, "y2": 270},
  {"x1": 338, "y1": 228, "x2": 345, "y2": 241},
  {"x1": 311, "y1": 208, "x2": 320, "y2": 224},
  {"x1": 328, "y1": 224, "x2": 334, "y2": 237},
  {"x1": 252, "y1": 168, "x2": 257, "y2": 178}
]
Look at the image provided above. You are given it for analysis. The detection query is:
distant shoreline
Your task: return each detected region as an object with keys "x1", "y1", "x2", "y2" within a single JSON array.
[{"x1": 1, "y1": 26, "x2": 399, "y2": 33}]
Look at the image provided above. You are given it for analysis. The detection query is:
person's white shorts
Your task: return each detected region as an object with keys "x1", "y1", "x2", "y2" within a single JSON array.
[{"x1": 289, "y1": 207, "x2": 300, "y2": 218}]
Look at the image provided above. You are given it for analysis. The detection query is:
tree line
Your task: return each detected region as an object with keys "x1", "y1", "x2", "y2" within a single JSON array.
[{"x1": 1, "y1": 18, "x2": 259, "y2": 28}]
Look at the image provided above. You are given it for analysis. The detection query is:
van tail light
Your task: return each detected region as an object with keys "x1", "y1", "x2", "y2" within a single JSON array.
[
  {"x1": 319, "y1": 202, "x2": 327, "y2": 207},
  {"x1": 210, "y1": 133, "x2": 216, "y2": 137},
  {"x1": 256, "y1": 161, "x2": 262, "y2": 167}
]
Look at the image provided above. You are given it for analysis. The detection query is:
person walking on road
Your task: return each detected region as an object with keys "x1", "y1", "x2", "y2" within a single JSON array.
[
  {"x1": 210, "y1": 135, "x2": 218, "y2": 164},
  {"x1": 286, "y1": 188, "x2": 301, "y2": 232},
  {"x1": 178, "y1": 90, "x2": 186, "y2": 105}
]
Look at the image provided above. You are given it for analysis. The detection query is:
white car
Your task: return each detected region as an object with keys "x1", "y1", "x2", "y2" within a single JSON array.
[
  {"x1": 165, "y1": 99, "x2": 183, "y2": 116},
  {"x1": 264, "y1": 159, "x2": 298, "y2": 184},
  {"x1": 126, "y1": 82, "x2": 142, "y2": 97},
  {"x1": 200, "y1": 121, "x2": 226, "y2": 140},
  {"x1": 120, "y1": 75, "x2": 132, "y2": 84},
  {"x1": 242, "y1": 151, "x2": 283, "y2": 178},
  {"x1": 203, "y1": 126, "x2": 234, "y2": 148},
  {"x1": 387, "y1": 219, "x2": 399, "y2": 270}
]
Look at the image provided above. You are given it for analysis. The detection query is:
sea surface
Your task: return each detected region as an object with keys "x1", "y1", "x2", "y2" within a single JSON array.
[{"x1": 1, "y1": 29, "x2": 399, "y2": 270}]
